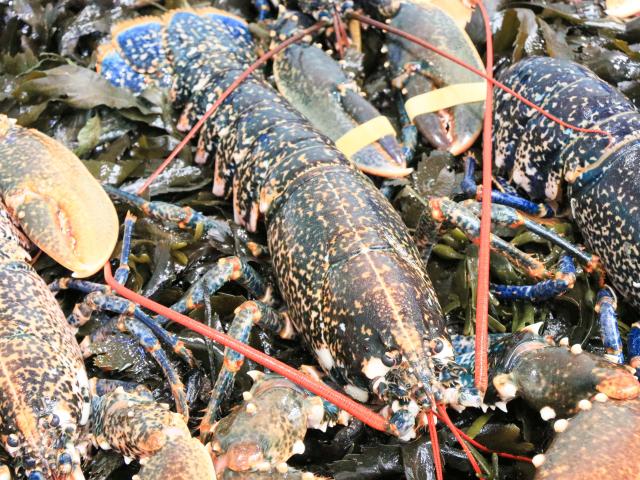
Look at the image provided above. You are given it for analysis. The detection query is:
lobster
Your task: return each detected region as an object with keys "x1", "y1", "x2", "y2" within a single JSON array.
[
  {"x1": 0, "y1": 115, "x2": 212, "y2": 480},
  {"x1": 493, "y1": 56, "x2": 640, "y2": 311},
  {"x1": 0, "y1": 115, "x2": 118, "y2": 478},
  {"x1": 96, "y1": 7, "x2": 479, "y2": 441}
]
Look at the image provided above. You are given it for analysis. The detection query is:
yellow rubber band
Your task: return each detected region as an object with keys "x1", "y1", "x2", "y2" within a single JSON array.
[
  {"x1": 405, "y1": 82, "x2": 487, "y2": 121},
  {"x1": 335, "y1": 116, "x2": 396, "y2": 159}
]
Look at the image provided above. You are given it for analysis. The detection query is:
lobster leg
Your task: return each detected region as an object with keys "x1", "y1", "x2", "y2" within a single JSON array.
[
  {"x1": 462, "y1": 156, "x2": 555, "y2": 218},
  {"x1": 596, "y1": 287, "x2": 624, "y2": 364},
  {"x1": 200, "y1": 300, "x2": 290, "y2": 440},
  {"x1": 396, "y1": 91, "x2": 418, "y2": 162},
  {"x1": 254, "y1": 0, "x2": 271, "y2": 21},
  {"x1": 463, "y1": 200, "x2": 601, "y2": 273},
  {"x1": 103, "y1": 185, "x2": 232, "y2": 244},
  {"x1": 429, "y1": 197, "x2": 549, "y2": 279},
  {"x1": 73, "y1": 291, "x2": 191, "y2": 420},
  {"x1": 156, "y1": 256, "x2": 273, "y2": 325},
  {"x1": 491, "y1": 255, "x2": 576, "y2": 302},
  {"x1": 628, "y1": 323, "x2": 640, "y2": 377}
]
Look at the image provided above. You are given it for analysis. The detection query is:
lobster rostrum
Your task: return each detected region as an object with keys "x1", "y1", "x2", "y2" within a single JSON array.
[
  {"x1": 0, "y1": 115, "x2": 119, "y2": 478},
  {"x1": 494, "y1": 56, "x2": 640, "y2": 310},
  {"x1": 97, "y1": 8, "x2": 480, "y2": 440}
]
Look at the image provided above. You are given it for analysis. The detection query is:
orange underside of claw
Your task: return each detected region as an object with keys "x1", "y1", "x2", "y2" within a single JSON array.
[{"x1": 0, "y1": 115, "x2": 118, "y2": 277}]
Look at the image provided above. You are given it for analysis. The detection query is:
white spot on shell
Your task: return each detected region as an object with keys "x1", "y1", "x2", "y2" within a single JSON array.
[
  {"x1": 553, "y1": 419, "x2": 569, "y2": 432},
  {"x1": 532, "y1": 454, "x2": 546, "y2": 468},
  {"x1": 570, "y1": 344, "x2": 583, "y2": 354},
  {"x1": 578, "y1": 399, "x2": 592, "y2": 410},
  {"x1": 361, "y1": 357, "x2": 391, "y2": 380},
  {"x1": 292, "y1": 440, "x2": 306, "y2": 455},
  {"x1": 315, "y1": 347, "x2": 335, "y2": 372},
  {"x1": 594, "y1": 393, "x2": 608, "y2": 402},
  {"x1": 540, "y1": 406, "x2": 556, "y2": 420}
]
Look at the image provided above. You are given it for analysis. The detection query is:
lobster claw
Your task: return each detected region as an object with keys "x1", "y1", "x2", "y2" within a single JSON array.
[{"x1": 0, "y1": 115, "x2": 119, "y2": 277}]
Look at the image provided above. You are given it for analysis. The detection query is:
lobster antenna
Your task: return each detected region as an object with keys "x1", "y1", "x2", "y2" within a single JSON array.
[{"x1": 474, "y1": 0, "x2": 494, "y2": 395}]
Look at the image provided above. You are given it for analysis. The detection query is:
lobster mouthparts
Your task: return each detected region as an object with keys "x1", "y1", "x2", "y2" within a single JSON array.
[{"x1": 0, "y1": 115, "x2": 118, "y2": 277}]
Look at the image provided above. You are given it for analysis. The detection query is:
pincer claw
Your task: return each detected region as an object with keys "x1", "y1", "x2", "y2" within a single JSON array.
[{"x1": 0, "y1": 115, "x2": 118, "y2": 277}]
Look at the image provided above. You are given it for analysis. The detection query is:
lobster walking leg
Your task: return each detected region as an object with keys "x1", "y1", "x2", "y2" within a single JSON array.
[
  {"x1": 200, "y1": 300, "x2": 290, "y2": 439},
  {"x1": 102, "y1": 185, "x2": 231, "y2": 244},
  {"x1": 430, "y1": 197, "x2": 548, "y2": 278},
  {"x1": 462, "y1": 156, "x2": 555, "y2": 218},
  {"x1": 158, "y1": 256, "x2": 273, "y2": 325}
]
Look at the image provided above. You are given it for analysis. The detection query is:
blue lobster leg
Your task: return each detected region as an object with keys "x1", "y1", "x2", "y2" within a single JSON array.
[
  {"x1": 103, "y1": 185, "x2": 232, "y2": 243},
  {"x1": 80, "y1": 291, "x2": 189, "y2": 419},
  {"x1": 62, "y1": 286, "x2": 196, "y2": 368},
  {"x1": 628, "y1": 323, "x2": 640, "y2": 378},
  {"x1": 156, "y1": 256, "x2": 271, "y2": 325},
  {"x1": 430, "y1": 197, "x2": 549, "y2": 279},
  {"x1": 491, "y1": 255, "x2": 576, "y2": 302},
  {"x1": 396, "y1": 91, "x2": 418, "y2": 163},
  {"x1": 464, "y1": 199, "x2": 600, "y2": 273},
  {"x1": 114, "y1": 211, "x2": 136, "y2": 285},
  {"x1": 199, "y1": 300, "x2": 290, "y2": 440},
  {"x1": 254, "y1": 0, "x2": 271, "y2": 21},
  {"x1": 462, "y1": 156, "x2": 555, "y2": 218},
  {"x1": 596, "y1": 287, "x2": 624, "y2": 364}
]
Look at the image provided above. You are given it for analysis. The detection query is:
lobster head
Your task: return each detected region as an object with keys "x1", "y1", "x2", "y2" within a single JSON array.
[{"x1": 0, "y1": 115, "x2": 118, "y2": 278}]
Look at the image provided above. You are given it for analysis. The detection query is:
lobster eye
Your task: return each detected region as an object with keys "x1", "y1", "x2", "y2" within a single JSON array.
[
  {"x1": 50, "y1": 414, "x2": 60, "y2": 427},
  {"x1": 431, "y1": 339, "x2": 444, "y2": 354},
  {"x1": 7, "y1": 434, "x2": 19, "y2": 448},
  {"x1": 24, "y1": 457, "x2": 37, "y2": 469},
  {"x1": 28, "y1": 471, "x2": 44, "y2": 480},
  {"x1": 382, "y1": 350, "x2": 401, "y2": 367},
  {"x1": 58, "y1": 453, "x2": 72, "y2": 465}
]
